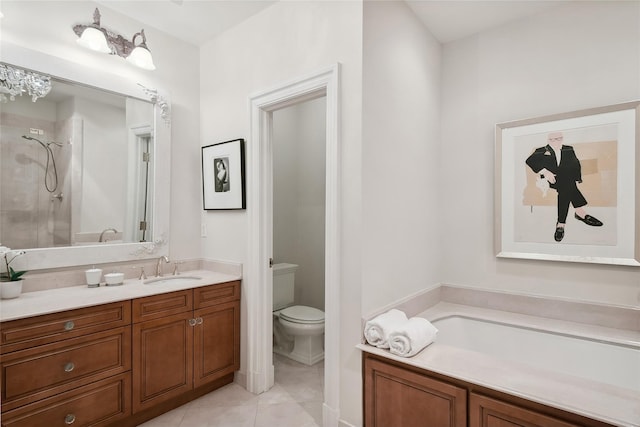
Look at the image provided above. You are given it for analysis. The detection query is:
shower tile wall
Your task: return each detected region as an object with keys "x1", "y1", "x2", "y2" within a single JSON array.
[{"x1": 0, "y1": 101, "x2": 71, "y2": 249}]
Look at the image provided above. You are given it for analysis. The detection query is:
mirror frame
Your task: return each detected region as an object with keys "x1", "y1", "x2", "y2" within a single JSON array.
[{"x1": 1, "y1": 42, "x2": 171, "y2": 270}]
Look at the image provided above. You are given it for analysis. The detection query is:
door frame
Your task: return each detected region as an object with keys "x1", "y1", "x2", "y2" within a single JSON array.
[{"x1": 246, "y1": 64, "x2": 341, "y2": 426}]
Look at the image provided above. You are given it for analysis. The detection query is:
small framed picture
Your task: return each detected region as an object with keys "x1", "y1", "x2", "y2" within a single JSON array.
[
  {"x1": 202, "y1": 139, "x2": 246, "y2": 210},
  {"x1": 495, "y1": 101, "x2": 640, "y2": 266}
]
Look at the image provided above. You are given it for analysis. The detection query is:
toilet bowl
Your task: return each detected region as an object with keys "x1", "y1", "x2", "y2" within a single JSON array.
[
  {"x1": 274, "y1": 305, "x2": 325, "y2": 366},
  {"x1": 272, "y1": 263, "x2": 325, "y2": 366}
]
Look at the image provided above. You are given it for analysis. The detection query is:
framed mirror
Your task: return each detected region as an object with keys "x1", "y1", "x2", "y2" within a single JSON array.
[{"x1": 0, "y1": 42, "x2": 171, "y2": 270}]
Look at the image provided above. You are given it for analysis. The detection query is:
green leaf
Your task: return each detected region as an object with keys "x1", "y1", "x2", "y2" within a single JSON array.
[{"x1": 8, "y1": 267, "x2": 26, "y2": 281}]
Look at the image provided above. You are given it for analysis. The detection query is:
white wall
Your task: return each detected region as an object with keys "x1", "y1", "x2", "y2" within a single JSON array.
[
  {"x1": 362, "y1": 1, "x2": 443, "y2": 315},
  {"x1": 77, "y1": 98, "x2": 127, "y2": 233},
  {"x1": 440, "y1": 1, "x2": 640, "y2": 306},
  {"x1": 273, "y1": 97, "x2": 326, "y2": 310},
  {"x1": 199, "y1": 2, "x2": 363, "y2": 424},
  {"x1": 0, "y1": 0, "x2": 201, "y2": 262},
  {"x1": 273, "y1": 105, "x2": 299, "y2": 267}
]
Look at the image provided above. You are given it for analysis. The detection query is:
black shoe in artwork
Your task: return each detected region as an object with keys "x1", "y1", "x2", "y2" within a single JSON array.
[
  {"x1": 554, "y1": 226, "x2": 564, "y2": 242},
  {"x1": 575, "y1": 214, "x2": 603, "y2": 227}
]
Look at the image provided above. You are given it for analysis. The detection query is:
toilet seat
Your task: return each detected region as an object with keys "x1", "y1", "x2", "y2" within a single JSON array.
[{"x1": 279, "y1": 305, "x2": 324, "y2": 324}]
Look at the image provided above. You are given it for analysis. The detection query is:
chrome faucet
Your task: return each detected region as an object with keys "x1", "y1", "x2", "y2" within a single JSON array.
[
  {"x1": 99, "y1": 228, "x2": 118, "y2": 242},
  {"x1": 156, "y1": 256, "x2": 170, "y2": 277}
]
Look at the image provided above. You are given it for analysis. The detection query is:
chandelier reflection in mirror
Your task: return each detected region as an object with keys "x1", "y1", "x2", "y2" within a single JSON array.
[
  {"x1": 0, "y1": 64, "x2": 52, "y2": 103},
  {"x1": 73, "y1": 8, "x2": 156, "y2": 71}
]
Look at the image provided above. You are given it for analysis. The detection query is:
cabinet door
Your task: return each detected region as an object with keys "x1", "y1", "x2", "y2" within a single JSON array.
[
  {"x1": 193, "y1": 300, "x2": 240, "y2": 389},
  {"x1": 364, "y1": 355, "x2": 466, "y2": 427},
  {"x1": 470, "y1": 393, "x2": 580, "y2": 427},
  {"x1": 133, "y1": 312, "x2": 193, "y2": 413}
]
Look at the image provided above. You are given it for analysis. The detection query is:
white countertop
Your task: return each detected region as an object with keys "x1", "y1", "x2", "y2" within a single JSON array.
[
  {"x1": 0, "y1": 270, "x2": 241, "y2": 322},
  {"x1": 359, "y1": 302, "x2": 640, "y2": 427}
]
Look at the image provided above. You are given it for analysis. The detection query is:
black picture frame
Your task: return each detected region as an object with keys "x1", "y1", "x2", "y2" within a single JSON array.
[{"x1": 202, "y1": 139, "x2": 246, "y2": 210}]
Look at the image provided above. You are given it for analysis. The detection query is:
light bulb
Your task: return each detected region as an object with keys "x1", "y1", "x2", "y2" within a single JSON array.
[
  {"x1": 77, "y1": 27, "x2": 110, "y2": 54},
  {"x1": 126, "y1": 46, "x2": 156, "y2": 71}
]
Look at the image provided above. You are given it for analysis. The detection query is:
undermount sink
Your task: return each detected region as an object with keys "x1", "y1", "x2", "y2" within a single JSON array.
[{"x1": 143, "y1": 275, "x2": 202, "y2": 285}]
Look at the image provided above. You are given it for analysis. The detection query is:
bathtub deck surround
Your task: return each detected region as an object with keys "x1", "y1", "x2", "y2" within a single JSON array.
[{"x1": 360, "y1": 285, "x2": 640, "y2": 427}]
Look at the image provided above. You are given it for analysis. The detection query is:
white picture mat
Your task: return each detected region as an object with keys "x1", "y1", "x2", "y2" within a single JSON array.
[{"x1": 202, "y1": 140, "x2": 244, "y2": 209}]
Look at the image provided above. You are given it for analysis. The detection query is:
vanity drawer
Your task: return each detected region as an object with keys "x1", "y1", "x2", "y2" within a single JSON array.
[
  {"x1": 194, "y1": 281, "x2": 241, "y2": 309},
  {"x1": 1, "y1": 372, "x2": 131, "y2": 427},
  {"x1": 1, "y1": 327, "x2": 131, "y2": 412},
  {"x1": 133, "y1": 290, "x2": 193, "y2": 323},
  {"x1": 0, "y1": 301, "x2": 131, "y2": 354}
]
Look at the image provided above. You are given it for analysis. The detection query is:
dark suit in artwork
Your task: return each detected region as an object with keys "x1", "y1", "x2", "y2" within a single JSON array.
[
  {"x1": 525, "y1": 131, "x2": 602, "y2": 242},
  {"x1": 526, "y1": 144, "x2": 587, "y2": 224}
]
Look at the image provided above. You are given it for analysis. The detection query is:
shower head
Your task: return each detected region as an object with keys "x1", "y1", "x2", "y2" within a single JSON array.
[
  {"x1": 22, "y1": 135, "x2": 47, "y2": 149},
  {"x1": 20, "y1": 134, "x2": 61, "y2": 193},
  {"x1": 21, "y1": 135, "x2": 63, "y2": 147}
]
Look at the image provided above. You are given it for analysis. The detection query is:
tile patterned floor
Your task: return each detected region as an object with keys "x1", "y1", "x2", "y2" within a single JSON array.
[{"x1": 139, "y1": 354, "x2": 324, "y2": 427}]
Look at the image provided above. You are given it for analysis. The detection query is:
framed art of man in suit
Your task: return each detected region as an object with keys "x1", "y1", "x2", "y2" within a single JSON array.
[{"x1": 525, "y1": 131, "x2": 603, "y2": 242}]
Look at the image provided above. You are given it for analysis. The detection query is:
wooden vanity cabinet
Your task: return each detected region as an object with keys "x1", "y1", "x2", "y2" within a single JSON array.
[
  {"x1": 132, "y1": 281, "x2": 240, "y2": 413},
  {"x1": 1, "y1": 280, "x2": 241, "y2": 427},
  {"x1": 0, "y1": 301, "x2": 132, "y2": 427},
  {"x1": 363, "y1": 353, "x2": 614, "y2": 427}
]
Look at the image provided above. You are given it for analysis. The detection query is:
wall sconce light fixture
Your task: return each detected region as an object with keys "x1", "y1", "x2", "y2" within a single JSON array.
[{"x1": 73, "y1": 8, "x2": 156, "y2": 71}]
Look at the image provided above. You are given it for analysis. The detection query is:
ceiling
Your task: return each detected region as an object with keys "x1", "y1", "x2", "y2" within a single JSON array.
[
  {"x1": 97, "y1": 0, "x2": 571, "y2": 47},
  {"x1": 95, "y1": 0, "x2": 276, "y2": 46},
  {"x1": 405, "y1": 1, "x2": 571, "y2": 43}
]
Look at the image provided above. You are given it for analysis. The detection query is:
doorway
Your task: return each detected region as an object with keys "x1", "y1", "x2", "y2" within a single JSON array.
[
  {"x1": 247, "y1": 64, "x2": 340, "y2": 426},
  {"x1": 272, "y1": 97, "x2": 326, "y2": 317}
]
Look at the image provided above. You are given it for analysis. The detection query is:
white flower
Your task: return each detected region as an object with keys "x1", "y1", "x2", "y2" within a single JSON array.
[{"x1": 0, "y1": 244, "x2": 27, "y2": 281}]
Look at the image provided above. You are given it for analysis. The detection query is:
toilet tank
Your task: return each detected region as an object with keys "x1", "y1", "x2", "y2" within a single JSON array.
[{"x1": 273, "y1": 263, "x2": 298, "y2": 310}]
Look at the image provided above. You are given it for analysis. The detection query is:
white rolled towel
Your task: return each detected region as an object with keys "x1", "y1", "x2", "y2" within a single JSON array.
[
  {"x1": 364, "y1": 309, "x2": 408, "y2": 348},
  {"x1": 389, "y1": 317, "x2": 438, "y2": 357}
]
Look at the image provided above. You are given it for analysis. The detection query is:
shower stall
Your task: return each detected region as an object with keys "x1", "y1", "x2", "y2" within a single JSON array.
[{"x1": 0, "y1": 97, "x2": 73, "y2": 249}]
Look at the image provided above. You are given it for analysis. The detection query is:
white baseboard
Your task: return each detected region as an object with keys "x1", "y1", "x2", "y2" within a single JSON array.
[
  {"x1": 323, "y1": 403, "x2": 339, "y2": 427},
  {"x1": 234, "y1": 370, "x2": 247, "y2": 389}
]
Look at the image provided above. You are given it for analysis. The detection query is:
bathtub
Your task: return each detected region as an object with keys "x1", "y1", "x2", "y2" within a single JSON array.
[{"x1": 431, "y1": 315, "x2": 640, "y2": 393}]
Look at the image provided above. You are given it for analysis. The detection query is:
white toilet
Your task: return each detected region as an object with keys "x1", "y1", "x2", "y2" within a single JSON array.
[{"x1": 272, "y1": 263, "x2": 325, "y2": 366}]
